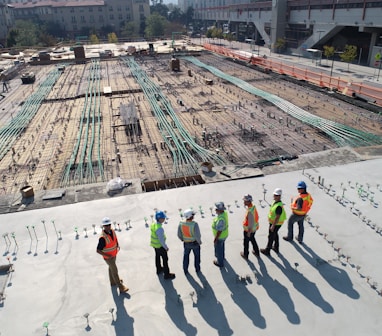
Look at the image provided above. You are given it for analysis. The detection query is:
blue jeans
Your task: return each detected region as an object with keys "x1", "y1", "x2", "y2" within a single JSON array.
[
  {"x1": 183, "y1": 241, "x2": 201, "y2": 273},
  {"x1": 287, "y1": 214, "x2": 305, "y2": 242},
  {"x1": 214, "y1": 239, "x2": 225, "y2": 266}
]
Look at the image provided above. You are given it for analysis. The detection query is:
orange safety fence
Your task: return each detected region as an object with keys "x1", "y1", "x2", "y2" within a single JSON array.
[{"x1": 203, "y1": 43, "x2": 382, "y2": 107}]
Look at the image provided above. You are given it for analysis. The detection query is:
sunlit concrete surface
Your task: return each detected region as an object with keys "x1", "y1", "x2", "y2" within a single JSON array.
[{"x1": 0, "y1": 155, "x2": 382, "y2": 335}]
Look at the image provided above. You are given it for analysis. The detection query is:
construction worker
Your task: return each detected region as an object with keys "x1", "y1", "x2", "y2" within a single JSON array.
[
  {"x1": 240, "y1": 194, "x2": 260, "y2": 260},
  {"x1": 261, "y1": 188, "x2": 287, "y2": 255},
  {"x1": 150, "y1": 210, "x2": 175, "y2": 280},
  {"x1": 177, "y1": 209, "x2": 202, "y2": 275},
  {"x1": 212, "y1": 202, "x2": 229, "y2": 268},
  {"x1": 283, "y1": 181, "x2": 313, "y2": 244},
  {"x1": 97, "y1": 217, "x2": 129, "y2": 293}
]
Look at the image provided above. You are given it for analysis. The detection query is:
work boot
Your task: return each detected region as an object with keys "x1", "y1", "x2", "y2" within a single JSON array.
[
  {"x1": 164, "y1": 273, "x2": 175, "y2": 280},
  {"x1": 118, "y1": 280, "x2": 129, "y2": 292},
  {"x1": 260, "y1": 248, "x2": 270, "y2": 256},
  {"x1": 119, "y1": 283, "x2": 129, "y2": 293},
  {"x1": 240, "y1": 252, "x2": 248, "y2": 260}
]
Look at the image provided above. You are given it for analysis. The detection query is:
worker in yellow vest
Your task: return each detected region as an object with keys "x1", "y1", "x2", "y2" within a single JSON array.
[
  {"x1": 212, "y1": 202, "x2": 229, "y2": 268},
  {"x1": 240, "y1": 194, "x2": 260, "y2": 260},
  {"x1": 150, "y1": 211, "x2": 175, "y2": 280},
  {"x1": 97, "y1": 217, "x2": 129, "y2": 293},
  {"x1": 177, "y1": 209, "x2": 202, "y2": 275},
  {"x1": 283, "y1": 181, "x2": 313, "y2": 244},
  {"x1": 261, "y1": 188, "x2": 286, "y2": 255}
]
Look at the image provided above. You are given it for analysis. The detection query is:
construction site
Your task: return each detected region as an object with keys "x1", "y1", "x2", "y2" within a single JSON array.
[{"x1": 1, "y1": 41, "x2": 382, "y2": 201}]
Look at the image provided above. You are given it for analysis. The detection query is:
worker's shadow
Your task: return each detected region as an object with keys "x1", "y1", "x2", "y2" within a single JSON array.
[
  {"x1": 111, "y1": 287, "x2": 135, "y2": 335},
  {"x1": 273, "y1": 253, "x2": 334, "y2": 313},
  {"x1": 220, "y1": 261, "x2": 267, "y2": 329},
  {"x1": 251, "y1": 258, "x2": 300, "y2": 325},
  {"x1": 158, "y1": 276, "x2": 197, "y2": 335},
  {"x1": 186, "y1": 272, "x2": 233, "y2": 336},
  {"x1": 296, "y1": 243, "x2": 360, "y2": 299}
]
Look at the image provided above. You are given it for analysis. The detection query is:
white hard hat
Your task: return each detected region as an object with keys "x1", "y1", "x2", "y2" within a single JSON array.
[
  {"x1": 102, "y1": 217, "x2": 112, "y2": 225},
  {"x1": 183, "y1": 208, "x2": 195, "y2": 219},
  {"x1": 273, "y1": 188, "x2": 282, "y2": 196},
  {"x1": 215, "y1": 202, "x2": 226, "y2": 211}
]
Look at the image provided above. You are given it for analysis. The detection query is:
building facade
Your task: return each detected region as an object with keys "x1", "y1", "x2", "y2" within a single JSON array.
[
  {"x1": 0, "y1": 1, "x2": 14, "y2": 46},
  {"x1": 1, "y1": 0, "x2": 150, "y2": 42},
  {"x1": 192, "y1": 0, "x2": 382, "y2": 65}
]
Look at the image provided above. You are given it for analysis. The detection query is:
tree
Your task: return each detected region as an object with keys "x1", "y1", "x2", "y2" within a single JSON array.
[
  {"x1": 12, "y1": 20, "x2": 39, "y2": 47},
  {"x1": 150, "y1": 4, "x2": 169, "y2": 18},
  {"x1": 168, "y1": 7, "x2": 183, "y2": 23},
  {"x1": 323, "y1": 45, "x2": 335, "y2": 65},
  {"x1": 89, "y1": 34, "x2": 100, "y2": 44},
  {"x1": 108, "y1": 32, "x2": 118, "y2": 43},
  {"x1": 340, "y1": 44, "x2": 357, "y2": 71},
  {"x1": 185, "y1": 6, "x2": 194, "y2": 26},
  {"x1": 145, "y1": 13, "x2": 167, "y2": 38},
  {"x1": 121, "y1": 22, "x2": 136, "y2": 39},
  {"x1": 275, "y1": 37, "x2": 286, "y2": 54}
]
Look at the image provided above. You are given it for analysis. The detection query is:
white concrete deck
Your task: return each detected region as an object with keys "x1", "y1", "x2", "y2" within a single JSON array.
[{"x1": 1, "y1": 157, "x2": 382, "y2": 335}]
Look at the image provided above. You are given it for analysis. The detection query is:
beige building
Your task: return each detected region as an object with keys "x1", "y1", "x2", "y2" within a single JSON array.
[{"x1": 5, "y1": 0, "x2": 150, "y2": 39}]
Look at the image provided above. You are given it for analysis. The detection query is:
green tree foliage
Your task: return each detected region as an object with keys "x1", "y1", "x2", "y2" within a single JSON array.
[
  {"x1": 145, "y1": 13, "x2": 167, "y2": 38},
  {"x1": 150, "y1": 4, "x2": 169, "y2": 18},
  {"x1": 323, "y1": 45, "x2": 335, "y2": 64},
  {"x1": 121, "y1": 22, "x2": 136, "y2": 39},
  {"x1": 275, "y1": 37, "x2": 286, "y2": 53},
  {"x1": 108, "y1": 32, "x2": 118, "y2": 43},
  {"x1": 340, "y1": 44, "x2": 357, "y2": 71},
  {"x1": 185, "y1": 6, "x2": 194, "y2": 26},
  {"x1": 168, "y1": 7, "x2": 183, "y2": 23},
  {"x1": 89, "y1": 34, "x2": 100, "y2": 44},
  {"x1": 10, "y1": 20, "x2": 39, "y2": 47},
  {"x1": 206, "y1": 27, "x2": 223, "y2": 40}
]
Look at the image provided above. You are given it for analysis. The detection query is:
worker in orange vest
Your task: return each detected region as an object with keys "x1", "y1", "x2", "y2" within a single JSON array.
[
  {"x1": 240, "y1": 194, "x2": 260, "y2": 259},
  {"x1": 177, "y1": 209, "x2": 202, "y2": 275},
  {"x1": 283, "y1": 181, "x2": 313, "y2": 244},
  {"x1": 97, "y1": 217, "x2": 129, "y2": 293}
]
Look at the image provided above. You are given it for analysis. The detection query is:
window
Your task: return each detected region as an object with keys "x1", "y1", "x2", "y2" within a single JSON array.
[{"x1": 71, "y1": 16, "x2": 76, "y2": 23}]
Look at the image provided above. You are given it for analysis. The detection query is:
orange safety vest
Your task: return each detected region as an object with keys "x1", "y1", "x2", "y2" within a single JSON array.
[
  {"x1": 291, "y1": 193, "x2": 313, "y2": 216},
  {"x1": 100, "y1": 229, "x2": 118, "y2": 259},
  {"x1": 243, "y1": 205, "x2": 259, "y2": 232},
  {"x1": 180, "y1": 221, "x2": 196, "y2": 242}
]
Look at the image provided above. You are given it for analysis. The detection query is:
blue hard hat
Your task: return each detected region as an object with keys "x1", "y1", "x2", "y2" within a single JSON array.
[
  {"x1": 297, "y1": 181, "x2": 307, "y2": 189},
  {"x1": 155, "y1": 211, "x2": 166, "y2": 221}
]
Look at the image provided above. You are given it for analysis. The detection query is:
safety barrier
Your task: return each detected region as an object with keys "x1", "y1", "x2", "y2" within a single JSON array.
[{"x1": 203, "y1": 43, "x2": 382, "y2": 107}]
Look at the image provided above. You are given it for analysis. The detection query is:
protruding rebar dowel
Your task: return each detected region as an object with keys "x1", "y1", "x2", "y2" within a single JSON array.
[
  {"x1": 52, "y1": 220, "x2": 59, "y2": 239},
  {"x1": 92, "y1": 224, "x2": 97, "y2": 234},
  {"x1": 83, "y1": 313, "x2": 90, "y2": 327},
  {"x1": 42, "y1": 219, "x2": 48, "y2": 239},
  {"x1": 11, "y1": 232, "x2": 18, "y2": 248},
  {"x1": 43, "y1": 322, "x2": 49, "y2": 335},
  {"x1": 32, "y1": 226, "x2": 38, "y2": 241}
]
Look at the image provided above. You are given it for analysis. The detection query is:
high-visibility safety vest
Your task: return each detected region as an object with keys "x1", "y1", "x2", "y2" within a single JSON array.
[
  {"x1": 100, "y1": 229, "x2": 118, "y2": 259},
  {"x1": 150, "y1": 222, "x2": 165, "y2": 248},
  {"x1": 243, "y1": 205, "x2": 259, "y2": 232},
  {"x1": 212, "y1": 211, "x2": 229, "y2": 240},
  {"x1": 180, "y1": 221, "x2": 196, "y2": 242},
  {"x1": 268, "y1": 201, "x2": 287, "y2": 225},
  {"x1": 291, "y1": 193, "x2": 313, "y2": 216}
]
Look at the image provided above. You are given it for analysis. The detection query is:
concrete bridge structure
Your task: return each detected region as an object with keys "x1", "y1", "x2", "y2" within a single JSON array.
[{"x1": 192, "y1": 0, "x2": 382, "y2": 66}]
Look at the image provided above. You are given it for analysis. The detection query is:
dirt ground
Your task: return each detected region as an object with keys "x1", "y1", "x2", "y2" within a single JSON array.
[{"x1": 0, "y1": 52, "x2": 381, "y2": 197}]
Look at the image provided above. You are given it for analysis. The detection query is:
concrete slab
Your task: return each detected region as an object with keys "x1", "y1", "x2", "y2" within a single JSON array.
[{"x1": 0, "y1": 157, "x2": 381, "y2": 335}]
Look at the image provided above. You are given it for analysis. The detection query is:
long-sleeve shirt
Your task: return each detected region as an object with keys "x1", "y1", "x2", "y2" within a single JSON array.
[
  {"x1": 155, "y1": 226, "x2": 168, "y2": 250},
  {"x1": 177, "y1": 221, "x2": 202, "y2": 244}
]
